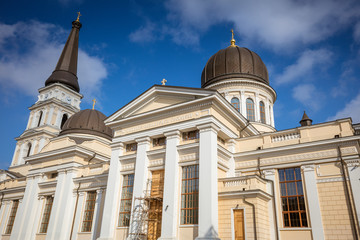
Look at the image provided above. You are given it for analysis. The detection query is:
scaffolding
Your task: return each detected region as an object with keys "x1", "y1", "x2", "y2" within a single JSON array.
[{"x1": 128, "y1": 179, "x2": 163, "y2": 240}]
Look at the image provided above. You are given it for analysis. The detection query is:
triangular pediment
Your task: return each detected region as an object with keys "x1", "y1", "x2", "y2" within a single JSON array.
[{"x1": 106, "y1": 85, "x2": 216, "y2": 123}]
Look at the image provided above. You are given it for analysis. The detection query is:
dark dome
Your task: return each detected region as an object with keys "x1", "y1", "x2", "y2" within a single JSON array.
[
  {"x1": 60, "y1": 109, "x2": 113, "y2": 140},
  {"x1": 201, "y1": 46, "x2": 269, "y2": 88}
]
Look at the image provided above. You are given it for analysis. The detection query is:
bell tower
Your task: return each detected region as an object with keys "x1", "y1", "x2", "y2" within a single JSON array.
[{"x1": 10, "y1": 15, "x2": 83, "y2": 166}]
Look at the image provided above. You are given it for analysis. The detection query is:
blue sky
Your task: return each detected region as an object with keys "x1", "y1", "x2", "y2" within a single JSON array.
[{"x1": 1, "y1": 0, "x2": 360, "y2": 168}]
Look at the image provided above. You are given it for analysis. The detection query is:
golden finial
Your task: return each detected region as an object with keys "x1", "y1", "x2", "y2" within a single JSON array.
[
  {"x1": 76, "y1": 12, "x2": 81, "y2": 22},
  {"x1": 230, "y1": 29, "x2": 236, "y2": 47},
  {"x1": 161, "y1": 78, "x2": 167, "y2": 86},
  {"x1": 92, "y1": 98, "x2": 96, "y2": 110}
]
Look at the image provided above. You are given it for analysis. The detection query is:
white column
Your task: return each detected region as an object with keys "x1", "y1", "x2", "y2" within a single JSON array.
[
  {"x1": 265, "y1": 99, "x2": 271, "y2": 125},
  {"x1": 71, "y1": 192, "x2": 86, "y2": 240},
  {"x1": 254, "y1": 93, "x2": 260, "y2": 122},
  {"x1": 30, "y1": 111, "x2": 38, "y2": 128},
  {"x1": 30, "y1": 139, "x2": 38, "y2": 155},
  {"x1": 240, "y1": 91, "x2": 246, "y2": 118},
  {"x1": 346, "y1": 160, "x2": 360, "y2": 225},
  {"x1": 37, "y1": 137, "x2": 47, "y2": 153},
  {"x1": 159, "y1": 131, "x2": 180, "y2": 240},
  {"x1": 46, "y1": 168, "x2": 77, "y2": 240},
  {"x1": 26, "y1": 112, "x2": 34, "y2": 130},
  {"x1": 196, "y1": 123, "x2": 220, "y2": 240},
  {"x1": 17, "y1": 143, "x2": 25, "y2": 165},
  {"x1": 40, "y1": 108, "x2": 48, "y2": 126},
  {"x1": 0, "y1": 201, "x2": 11, "y2": 235},
  {"x1": 92, "y1": 189, "x2": 103, "y2": 240},
  {"x1": 227, "y1": 139, "x2": 236, "y2": 178},
  {"x1": 270, "y1": 105, "x2": 275, "y2": 127},
  {"x1": 11, "y1": 144, "x2": 20, "y2": 166},
  {"x1": 47, "y1": 107, "x2": 54, "y2": 125},
  {"x1": 263, "y1": 169, "x2": 278, "y2": 240},
  {"x1": 55, "y1": 110, "x2": 63, "y2": 128},
  {"x1": 128, "y1": 137, "x2": 150, "y2": 237},
  {"x1": 10, "y1": 174, "x2": 42, "y2": 240},
  {"x1": 301, "y1": 165, "x2": 324, "y2": 240},
  {"x1": 97, "y1": 143, "x2": 124, "y2": 240}
]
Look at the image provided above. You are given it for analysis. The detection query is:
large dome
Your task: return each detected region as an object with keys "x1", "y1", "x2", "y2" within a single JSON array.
[
  {"x1": 201, "y1": 45, "x2": 269, "y2": 88},
  {"x1": 60, "y1": 109, "x2": 113, "y2": 140}
]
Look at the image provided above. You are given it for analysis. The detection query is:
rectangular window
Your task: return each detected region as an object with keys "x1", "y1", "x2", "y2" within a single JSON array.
[
  {"x1": 39, "y1": 196, "x2": 54, "y2": 233},
  {"x1": 5, "y1": 200, "x2": 19, "y2": 234},
  {"x1": 279, "y1": 167, "x2": 308, "y2": 227},
  {"x1": 182, "y1": 130, "x2": 199, "y2": 141},
  {"x1": 81, "y1": 191, "x2": 97, "y2": 232},
  {"x1": 181, "y1": 165, "x2": 199, "y2": 225},
  {"x1": 126, "y1": 143, "x2": 137, "y2": 152},
  {"x1": 153, "y1": 137, "x2": 166, "y2": 147},
  {"x1": 118, "y1": 174, "x2": 135, "y2": 227}
]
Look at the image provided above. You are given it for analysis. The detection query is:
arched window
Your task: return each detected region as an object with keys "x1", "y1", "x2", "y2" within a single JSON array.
[
  {"x1": 26, "y1": 143, "x2": 32, "y2": 157},
  {"x1": 246, "y1": 98, "x2": 255, "y2": 121},
  {"x1": 259, "y1": 101, "x2": 266, "y2": 124},
  {"x1": 231, "y1": 97, "x2": 240, "y2": 112},
  {"x1": 37, "y1": 111, "x2": 43, "y2": 127},
  {"x1": 60, "y1": 114, "x2": 68, "y2": 129}
]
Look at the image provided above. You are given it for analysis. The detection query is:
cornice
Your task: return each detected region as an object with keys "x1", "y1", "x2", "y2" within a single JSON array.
[{"x1": 218, "y1": 189, "x2": 272, "y2": 201}]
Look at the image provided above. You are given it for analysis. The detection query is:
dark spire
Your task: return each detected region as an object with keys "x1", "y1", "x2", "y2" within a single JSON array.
[
  {"x1": 300, "y1": 111, "x2": 313, "y2": 126},
  {"x1": 45, "y1": 16, "x2": 82, "y2": 92}
]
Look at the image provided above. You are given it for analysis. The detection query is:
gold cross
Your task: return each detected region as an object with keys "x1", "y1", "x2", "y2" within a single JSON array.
[
  {"x1": 92, "y1": 98, "x2": 96, "y2": 110},
  {"x1": 230, "y1": 29, "x2": 236, "y2": 46},
  {"x1": 76, "y1": 12, "x2": 81, "y2": 22},
  {"x1": 231, "y1": 29, "x2": 234, "y2": 39},
  {"x1": 161, "y1": 78, "x2": 167, "y2": 85}
]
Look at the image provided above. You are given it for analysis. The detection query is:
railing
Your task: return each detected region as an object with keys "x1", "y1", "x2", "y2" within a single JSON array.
[
  {"x1": 218, "y1": 175, "x2": 267, "y2": 193},
  {"x1": 271, "y1": 131, "x2": 300, "y2": 143}
]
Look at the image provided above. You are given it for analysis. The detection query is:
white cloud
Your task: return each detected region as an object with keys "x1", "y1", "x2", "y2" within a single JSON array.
[
  {"x1": 292, "y1": 84, "x2": 323, "y2": 111},
  {"x1": 328, "y1": 93, "x2": 360, "y2": 122},
  {"x1": 275, "y1": 49, "x2": 332, "y2": 85},
  {"x1": 0, "y1": 21, "x2": 108, "y2": 103},
  {"x1": 129, "y1": 21, "x2": 159, "y2": 43},
  {"x1": 354, "y1": 22, "x2": 360, "y2": 42},
  {"x1": 133, "y1": 0, "x2": 360, "y2": 49}
]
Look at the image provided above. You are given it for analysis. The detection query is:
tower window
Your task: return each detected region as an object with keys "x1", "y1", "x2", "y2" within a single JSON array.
[
  {"x1": 246, "y1": 98, "x2": 255, "y2": 121},
  {"x1": 60, "y1": 114, "x2": 68, "y2": 129},
  {"x1": 119, "y1": 174, "x2": 134, "y2": 227},
  {"x1": 26, "y1": 143, "x2": 32, "y2": 157},
  {"x1": 260, "y1": 101, "x2": 266, "y2": 124},
  {"x1": 279, "y1": 167, "x2": 308, "y2": 227},
  {"x1": 231, "y1": 97, "x2": 240, "y2": 112},
  {"x1": 81, "y1": 191, "x2": 97, "y2": 232},
  {"x1": 181, "y1": 165, "x2": 199, "y2": 225},
  {"x1": 37, "y1": 111, "x2": 43, "y2": 127}
]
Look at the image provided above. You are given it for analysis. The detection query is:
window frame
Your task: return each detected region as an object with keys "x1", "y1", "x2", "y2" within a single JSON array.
[
  {"x1": 259, "y1": 101, "x2": 266, "y2": 124},
  {"x1": 278, "y1": 167, "x2": 308, "y2": 228},
  {"x1": 182, "y1": 130, "x2": 199, "y2": 141},
  {"x1": 231, "y1": 97, "x2": 240, "y2": 112},
  {"x1": 180, "y1": 165, "x2": 199, "y2": 225},
  {"x1": 126, "y1": 143, "x2": 137, "y2": 152},
  {"x1": 153, "y1": 137, "x2": 166, "y2": 147},
  {"x1": 5, "y1": 200, "x2": 19, "y2": 234},
  {"x1": 39, "y1": 196, "x2": 54, "y2": 233},
  {"x1": 81, "y1": 191, "x2": 97, "y2": 232},
  {"x1": 246, "y1": 98, "x2": 255, "y2": 121},
  {"x1": 118, "y1": 174, "x2": 135, "y2": 227}
]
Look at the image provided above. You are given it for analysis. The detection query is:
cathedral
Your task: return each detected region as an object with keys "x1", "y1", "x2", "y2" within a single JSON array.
[{"x1": 0, "y1": 16, "x2": 359, "y2": 240}]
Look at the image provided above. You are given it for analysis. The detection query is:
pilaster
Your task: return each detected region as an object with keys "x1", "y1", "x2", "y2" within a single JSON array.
[
  {"x1": 240, "y1": 91, "x2": 246, "y2": 118},
  {"x1": 70, "y1": 192, "x2": 86, "y2": 240},
  {"x1": 97, "y1": 143, "x2": 124, "y2": 240},
  {"x1": 226, "y1": 139, "x2": 236, "y2": 178},
  {"x1": 92, "y1": 189, "x2": 104, "y2": 240},
  {"x1": 0, "y1": 201, "x2": 12, "y2": 235},
  {"x1": 263, "y1": 169, "x2": 278, "y2": 240},
  {"x1": 301, "y1": 165, "x2": 324, "y2": 240},
  {"x1": 196, "y1": 123, "x2": 220, "y2": 240},
  {"x1": 345, "y1": 159, "x2": 360, "y2": 225},
  {"x1": 159, "y1": 130, "x2": 180, "y2": 240},
  {"x1": 10, "y1": 173, "x2": 43, "y2": 240}
]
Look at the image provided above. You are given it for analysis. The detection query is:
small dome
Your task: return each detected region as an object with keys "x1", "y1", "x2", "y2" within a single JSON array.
[
  {"x1": 201, "y1": 46, "x2": 269, "y2": 88},
  {"x1": 60, "y1": 109, "x2": 113, "y2": 140}
]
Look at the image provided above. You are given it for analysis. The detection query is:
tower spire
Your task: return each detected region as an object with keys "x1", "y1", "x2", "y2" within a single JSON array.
[{"x1": 45, "y1": 14, "x2": 82, "y2": 92}]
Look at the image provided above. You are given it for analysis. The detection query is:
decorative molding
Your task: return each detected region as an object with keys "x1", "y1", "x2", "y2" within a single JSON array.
[
  {"x1": 271, "y1": 132, "x2": 300, "y2": 143},
  {"x1": 301, "y1": 165, "x2": 315, "y2": 172},
  {"x1": 149, "y1": 159, "x2": 164, "y2": 167},
  {"x1": 317, "y1": 177, "x2": 348, "y2": 183},
  {"x1": 179, "y1": 153, "x2": 198, "y2": 162}
]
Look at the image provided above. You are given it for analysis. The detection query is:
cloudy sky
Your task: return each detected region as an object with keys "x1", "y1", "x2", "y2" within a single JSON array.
[{"x1": 1, "y1": 0, "x2": 360, "y2": 168}]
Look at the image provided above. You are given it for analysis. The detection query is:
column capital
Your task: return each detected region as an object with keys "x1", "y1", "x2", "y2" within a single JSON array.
[
  {"x1": 345, "y1": 159, "x2": 360, "y2": 168},
  {"x1": 96, "y1": 188, "x2": 104, "y2": 194},
  {"x1": 301, "y1": 164, "x2": 316, "y2": 172},
  {"x1": 164, "y1": 130, "x2": 180, "y2": 138},
  {"x1": 110, "y1": 142, "x2": 124, "y2": 150},
  {"x1": 135, "y1": 136, "x2": 151, "y2": 144},
  {"x1": 197, "y1": 123, "x2": 220, "y2": 133},
  {"x1": 263, "y1": 169, "x2": 276, "y2": 177}
]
